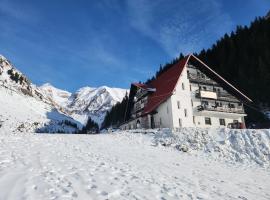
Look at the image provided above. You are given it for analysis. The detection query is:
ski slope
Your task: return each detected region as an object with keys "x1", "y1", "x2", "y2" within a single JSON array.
[{"x1": 0, "y1": 130, "x2": 269, "y2": 200}]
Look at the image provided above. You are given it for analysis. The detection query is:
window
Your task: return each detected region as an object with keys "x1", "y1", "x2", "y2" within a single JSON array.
[
  {"x1": 229, "y1": 103, "x2": 235, "y2": 108},
  {"x1": 202, "y1": 101, "x2": 208, "y2": 106},
  {"x1": 177, "y1": 101, "x2": 180, "y2": 109},
  {"x1": 233, "y1": 120, "x2": 239, "y2": 123},
  {"x1": 193, "y1": 116, "x2": 195, "y2": 124},
  {"x1": 182, "y1": 83, "x2": 185, "y2": 90},
  {"x1": 184, "y1": 109, "x2": 188, "y2": 117},
  {"x1": 190, "y1": 84, "x2": 192, "y2": 91},
  {"x1": 219, "y1": 119, "x2": 225, "y2": 126},
  {"x1": 205, "y1": 117, "x2": 211, "y2": 125},
  {"x1": 215, "y1": 102, "x2": 222, "y2": 107},
  {"x1": 191, "y1": 99, "x2": 193, "y2": 107},
  {"x1": 179, "y1": 118, "x2": 182, "y2": 127}
]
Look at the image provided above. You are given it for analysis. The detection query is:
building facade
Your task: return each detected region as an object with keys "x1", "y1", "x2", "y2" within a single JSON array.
[{"x1": 120, "y1": 54, "x2": 252, "y2": 130}]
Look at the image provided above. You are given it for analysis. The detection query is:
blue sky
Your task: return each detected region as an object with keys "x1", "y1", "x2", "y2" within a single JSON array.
[{"x1": 0, "y1": 0, "x2": 269, "y2": 91}]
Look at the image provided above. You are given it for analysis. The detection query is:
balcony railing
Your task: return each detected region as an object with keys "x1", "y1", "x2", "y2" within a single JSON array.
[
  {"x1": 195, "y1": 89, "x2": 239, "y2": 102},
  {"x1": 188, "y1": 73, "x2": 217, "y2": 85},
  {"x1": 197, "y1": 105, "x2": 245, "y2": 114}
]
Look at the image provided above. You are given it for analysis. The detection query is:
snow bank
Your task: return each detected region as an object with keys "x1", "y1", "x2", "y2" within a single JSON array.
[{"x1": 122, "y1": 128, "x2": 270, "y2": 167}]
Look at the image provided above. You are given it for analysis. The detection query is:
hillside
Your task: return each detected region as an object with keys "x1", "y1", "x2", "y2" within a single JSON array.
[
  {"x1": 0, "y1": 55, "x2": 80, "y2": 133},
  {"x1": 196, "y1": 16, "x2": 270, "y2": 123}
]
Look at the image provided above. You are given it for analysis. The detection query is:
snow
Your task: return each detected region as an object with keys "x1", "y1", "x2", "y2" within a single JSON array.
[
  {"x1": 39, "y1": 84, "x2": 128, "y2": 126},
  {"x1": 39, "y1": 83, "x2": 71, "y2": 107},
  {"x1": 0, "y1": 86, "x2": 80, "y2": 133},
  {"x1": 152, "y1": 128, "x2": 270, "y2": 167},
  {"x1": 0, "y1": 130, "x2": 269, "y2": 199}
]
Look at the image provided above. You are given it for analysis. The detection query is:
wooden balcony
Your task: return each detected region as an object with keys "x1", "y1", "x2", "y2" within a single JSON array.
[{"x1": 197, "y1": 105, "x2": 245, "y2": 114}]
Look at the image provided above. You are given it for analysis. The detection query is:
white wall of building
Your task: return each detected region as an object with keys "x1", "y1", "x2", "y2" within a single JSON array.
[
  {"x1": 154, "y1": 98, "x2": 174, "y2": 128},
  {"x1": 170, "y1": 67, "x2": 195, "y2": 128}
]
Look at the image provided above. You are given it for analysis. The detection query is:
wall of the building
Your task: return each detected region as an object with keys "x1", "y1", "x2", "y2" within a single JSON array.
[
  {"x1": 170, "y1": 67, "x2": 195, "y2": 128},
  {"x1": 153, "y1": 98, "x2": 174, "y2": 128},
  {"x1": 193, "y1": 115, "x2": 245, "y2": 128}
]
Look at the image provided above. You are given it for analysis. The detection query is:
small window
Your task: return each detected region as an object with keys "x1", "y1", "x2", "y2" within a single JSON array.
[
  {"x1": 193, "y1": 116, "x2": 195, "y2": 124},
  {"x1": 229, "y1": 103, "x2": 235, "y2": 108},
  {"x1": 219, "y1": 119, "x2": 225, "y2": 126},
  {"x1": 179, "y1": 118, "x2": 182, "y2": 127},
  {"x1": 182, "y1": 83, "x2": 185, "y2": 90},
  {"x1": 191, "y1": 99, "x2": 193, "y2": 107},
  {"x1": 233, "y1": 120, "x2": 238, "y2": 123},
  {"x1": 202, "y1": 101, "x2": 208, "y2": 106},
  {"x1": 190, "y1": 84, "x2": 192, "y2": 91},
  {"x1": 184, "y1": 109, "x2": 188, "y2": 117},
  {"x1": 177, "y1": 101, "x2": 180, "y2": 109},
  {"x1": 205, "y1": 117, "x2": 211, "y2": 125}
]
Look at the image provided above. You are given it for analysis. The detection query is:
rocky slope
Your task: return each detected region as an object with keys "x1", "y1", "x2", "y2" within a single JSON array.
[{"x1": 0, "y1": 55, "x2": 80, "y2": 133}]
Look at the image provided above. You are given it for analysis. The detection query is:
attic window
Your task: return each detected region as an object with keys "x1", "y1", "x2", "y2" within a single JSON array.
[{"x1": 182, "y1": 83, "x2": 185, "y2": 90}]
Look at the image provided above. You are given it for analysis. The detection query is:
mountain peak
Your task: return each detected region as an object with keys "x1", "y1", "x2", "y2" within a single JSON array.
[{"x1": 0, "y1": 55, "x2": 7, "y2": 61}]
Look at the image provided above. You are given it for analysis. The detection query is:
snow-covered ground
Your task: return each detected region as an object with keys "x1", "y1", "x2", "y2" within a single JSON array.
[{"x1": 0, "y1": 129, "x2": 269, "y2": 200}]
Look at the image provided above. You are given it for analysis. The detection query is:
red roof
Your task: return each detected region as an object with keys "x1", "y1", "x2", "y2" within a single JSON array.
[{"x1": 143, "y1": 55, "x2": 190, "y2": 114}]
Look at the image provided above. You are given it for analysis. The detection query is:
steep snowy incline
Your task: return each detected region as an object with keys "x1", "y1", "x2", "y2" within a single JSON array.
[
  {"x1": 0, "y1": 86, "x2": 80, "y2": 133},
  {"x1": 0, "y1": 55, "x2": 81, "y2": 133},
  {"x1": 0, "y1": 132, "x2": 269, "y2": 200}
]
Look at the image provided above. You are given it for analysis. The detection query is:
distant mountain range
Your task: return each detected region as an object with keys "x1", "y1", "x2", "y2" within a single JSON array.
[
  {"x1": 39, "y1": 83, "x2": 127, "y2": 125},
  {"x1": 0, "y1": 55, "x2": 127, "y2": 133}
]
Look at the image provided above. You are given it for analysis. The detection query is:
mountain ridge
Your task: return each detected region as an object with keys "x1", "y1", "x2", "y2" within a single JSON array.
[
  {"x1": 38, "y1": 83, "x2": 128, "y2": 125},
  {"x1": 0, "y1": 54, "x2": 128, "y2": 133}
]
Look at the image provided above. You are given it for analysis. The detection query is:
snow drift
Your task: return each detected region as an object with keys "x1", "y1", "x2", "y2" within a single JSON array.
[{"x1": 119, "y1": 128, "x2": 270, "y2": 167}]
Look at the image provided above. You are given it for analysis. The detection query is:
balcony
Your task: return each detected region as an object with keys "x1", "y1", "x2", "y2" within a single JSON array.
[
  {"x1": 195, "y1": 89, "x2": 239, "y2": 102},
  {"x1": 188, "y1": 73, "x2": 217, "y2": 85},
  {"x1": 197, "y1": 105, "x2": 245, "y2": 114}
]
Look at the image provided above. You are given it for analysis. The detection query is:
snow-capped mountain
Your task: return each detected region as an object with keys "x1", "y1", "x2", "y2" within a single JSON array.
[
  {"x1": 0, "y1": 54, "x2": 128, "y2": 132},
  {"x1": 0, "y1": 55, "x2": 81, "y2": 133},
  {"x1": 39, "y1": 84, "x2": 128, "y2": 125}
]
